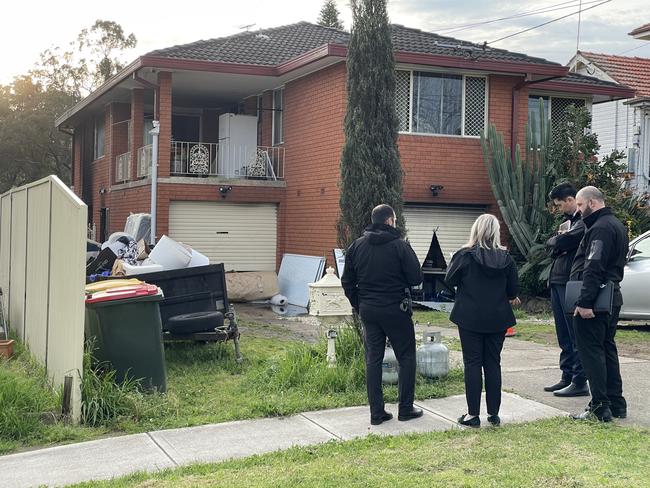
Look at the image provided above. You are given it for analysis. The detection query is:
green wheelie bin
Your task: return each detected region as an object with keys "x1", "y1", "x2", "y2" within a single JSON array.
[{"x1": 85, "y1": 283, "x2": 167, "y2": 392}]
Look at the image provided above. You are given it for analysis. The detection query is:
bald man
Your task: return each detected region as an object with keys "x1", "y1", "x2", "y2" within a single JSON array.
[{"x1": 569, "y1": 186, "x2": 628, "y2": 422}]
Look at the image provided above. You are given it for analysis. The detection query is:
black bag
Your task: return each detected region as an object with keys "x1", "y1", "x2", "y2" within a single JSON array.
[{"x1": 564, "y1": 280, "x2": 614, "y2": 314}]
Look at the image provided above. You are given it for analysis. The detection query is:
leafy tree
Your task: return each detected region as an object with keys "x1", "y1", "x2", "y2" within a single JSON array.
[
  {"x1": 0, "y1": 20, "x2": 137, "y2": 193},
  {"x1": 0, "y1": 77, "x2": 75, "y2": 192},
  {"x1": 318, "y1": 0, "x2": 344, "y2": 30},
  {"x1": 337, "y1": 0, "x2": 403, "y2": 248},
  {"x1": 31, "y1": 19, "x2": 137, "y2": 99}
]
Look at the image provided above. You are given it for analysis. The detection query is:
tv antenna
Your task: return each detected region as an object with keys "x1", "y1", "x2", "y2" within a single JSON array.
[{"x1": 239, "y1": 23, "x2": 256, "y2": 32}]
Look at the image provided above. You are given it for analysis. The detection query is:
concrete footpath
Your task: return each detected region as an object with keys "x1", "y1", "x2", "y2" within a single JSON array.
[{"x1": 1, "y1": 330, "x2": 648, "y2": 488}]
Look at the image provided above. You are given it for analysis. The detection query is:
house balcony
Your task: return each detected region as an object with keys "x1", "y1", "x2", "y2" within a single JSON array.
[{"x1": 129, "y1": 141, "x2": 285, "y2": 183}]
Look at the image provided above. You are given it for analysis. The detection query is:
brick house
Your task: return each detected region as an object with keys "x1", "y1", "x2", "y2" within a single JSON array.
[{"x1": 56, "y1": 22, "x2": 633, "y2": 278}]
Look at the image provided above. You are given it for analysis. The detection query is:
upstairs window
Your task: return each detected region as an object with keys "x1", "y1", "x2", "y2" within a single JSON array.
[
  {"x1": 528, "y1": 95, "x2": 587, "y2": 145},
  {"x1": 94, "y1": 115, "x2": 105, "y2": 160},
  {"x1": 273, "y1": 87, "x2": 284, "y2": 145},
  {"x1": 396, "y1": 70, "x2": 487, "y2": 137}
]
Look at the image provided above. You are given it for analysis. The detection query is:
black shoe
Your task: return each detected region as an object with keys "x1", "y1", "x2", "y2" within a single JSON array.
[
  {"x1": 611, "y1": 408, "x2": 627, "y2": 419},
  {"x1": 398, "y1": 407, "x2": 424, "y2": 422},
  {"x1": 571, "y1": 404, "x2": 612, "y2": 422},
  {"x1": 544, "y1": 380, "x2": 570, "y2": 392},
  {"x1": 553, "y1": 383, "x2": 590, "y2": 397},
  {"x1": 487, "y1": 414, "x2": 501, "y2": 426},
  {"x1": 457, "y1": 414, "x2": 480, "y2": 428},
  {"x1": 370, "y1": 411, "x2": 393, "y2": 425}
]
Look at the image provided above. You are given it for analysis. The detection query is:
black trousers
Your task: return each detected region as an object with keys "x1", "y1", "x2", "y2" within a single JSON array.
[
  {"x1": 359, "y1": 302, "x2": 416, "y2": 417},
  {"x1": 550, "y1": 284, "x2": 586, "y2": 384},
  {"x1": 573, "y1": 307, "x2": 626, "y2": 410},
  {"x1": 458, "y1": 327, "x2": 506, "y2": 416}
]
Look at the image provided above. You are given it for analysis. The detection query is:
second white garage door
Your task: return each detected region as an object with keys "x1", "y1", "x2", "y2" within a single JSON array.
[
  {"x1": 404, "y1": 205, "x2": 485, "y2": 267},
  {"x1": 169, "y1": 201, "x2": 277, "y2": 271}
]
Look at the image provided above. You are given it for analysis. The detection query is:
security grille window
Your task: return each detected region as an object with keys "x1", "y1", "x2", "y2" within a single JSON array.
[
  {"x1": 551, "y1": 97, "x2": 586, "y2": 142},
  {"x1": 464, "y1": 77, "x2": 487, "y2": 136},
  {"x1": 395, "y1": 70, "x2": 411, "y2": 132},
  {"x1": 94, "y1": 116, "x2": 105, "y2": 160},
  {"x1": 528, "y1": 96, "x2": 587, "y2": 144},
  {"x1": 396, "y1": 70, "x2": 487, "y2": 137},
  {"x1": 272, "y1": 87, "x2": 284, "y2": 145}
]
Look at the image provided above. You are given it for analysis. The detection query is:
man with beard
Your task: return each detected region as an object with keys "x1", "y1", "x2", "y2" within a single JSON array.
[{"x1": 570, "y1": 186, "x2": 628, "y2": 422}]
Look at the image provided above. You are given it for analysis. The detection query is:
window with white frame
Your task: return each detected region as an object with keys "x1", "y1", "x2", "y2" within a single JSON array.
[
  {"x1": 396, "y1": 70, "x2": 487, "y2": 137},
  {"x1": 273, "y1": 87, "x2": 284, "y2": 145},
  {"x1": 94, "y1": 115, "x2": 105, "y2": 160}
]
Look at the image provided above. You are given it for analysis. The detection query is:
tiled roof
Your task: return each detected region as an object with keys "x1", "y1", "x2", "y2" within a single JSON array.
[
  {"x1": 555, "y1": 72, "x2": 629, "y2": 89},
  {"x1": 629, "y1": 22, "x2": 650, "y2": 36},
  {"x1": 147, "y1": 22, "x2": 349, "y2": 65},
  {"x1": 578, "y1": 51, "x2": 650, "y2": 97},
  {"x1": 147, "y1": 21, "x2": 561, "y2": 68}
]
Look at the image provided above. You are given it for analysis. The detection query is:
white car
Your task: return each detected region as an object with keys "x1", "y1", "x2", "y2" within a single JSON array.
[{"x1": 620, "y1": 230, "x2": 650, "y2": 320}]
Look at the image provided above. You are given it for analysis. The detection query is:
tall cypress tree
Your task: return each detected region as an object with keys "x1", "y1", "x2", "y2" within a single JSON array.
[
  {"x1": 317, "y1": 0, "x2": 344, "y2": 30},
  {"x1": 337, "y1": 0, "x2": 403, "y2": 248}
]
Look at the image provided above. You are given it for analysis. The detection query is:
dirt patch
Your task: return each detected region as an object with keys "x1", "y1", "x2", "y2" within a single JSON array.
[{"x1": 234, "y1": 303, "x2": 332, "y2": 343}]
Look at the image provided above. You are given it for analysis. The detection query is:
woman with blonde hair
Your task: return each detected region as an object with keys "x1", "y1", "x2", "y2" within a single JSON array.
[{"x1": 445, "y1": 213, "x2": 520, "y2": 427}]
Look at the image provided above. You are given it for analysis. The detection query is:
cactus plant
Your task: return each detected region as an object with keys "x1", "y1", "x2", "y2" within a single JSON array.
[{"x1": 481, "y1": 99, "x2": 555, "y2": 266}]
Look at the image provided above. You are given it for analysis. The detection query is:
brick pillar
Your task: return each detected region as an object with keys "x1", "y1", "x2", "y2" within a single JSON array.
[
  {"x1": 130, "y1": 89, "x2": 144, "y2": 180},
  {"x1": 105, "y1": 104, "x2": 113, "y2": 188},
  {"x1": 157, "y1": 71, "x2": 172, "y2": 178}
]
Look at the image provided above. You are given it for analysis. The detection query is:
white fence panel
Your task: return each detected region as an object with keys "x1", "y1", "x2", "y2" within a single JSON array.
[
  {"x1": 9, "y1": 190, "x2": 27, "y2": 341},
  {"x1": 24, "y1": 183, "x2": 51, "y2": 360},
  {"x1": 0, "y1": 175, "x2": 86, "y2": 423}
]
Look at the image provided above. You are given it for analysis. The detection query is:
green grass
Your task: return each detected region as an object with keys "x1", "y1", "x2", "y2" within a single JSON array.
[
  {"x1": 73, "y1": 418, "x2": 650, "y2": 488},
  {"x1": 0, "y1": 327, "x2": 464, "y2": 454}
]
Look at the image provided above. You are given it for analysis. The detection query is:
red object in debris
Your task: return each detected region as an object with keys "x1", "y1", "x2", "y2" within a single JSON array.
[
  {"x1": 505, "y1": 327, "x2": 516, "y2": 337},
  {"x1": 85, "y1": 284, "x2": 160, "y2": 304}
]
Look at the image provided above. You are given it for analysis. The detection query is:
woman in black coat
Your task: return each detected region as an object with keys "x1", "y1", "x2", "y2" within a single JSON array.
[{"x1": 445, "y1": 214, "x2": 520, "y2": 427}]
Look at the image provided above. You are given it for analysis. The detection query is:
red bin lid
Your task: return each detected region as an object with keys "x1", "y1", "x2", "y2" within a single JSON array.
[{"x1": 85, "y1": 284, "x2": 160, "y2": 304}]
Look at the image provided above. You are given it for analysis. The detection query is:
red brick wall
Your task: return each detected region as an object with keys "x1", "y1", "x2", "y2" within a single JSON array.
[
  {"x1": 280, "y1": 62, "x2": 347, "y2": 262},
  {"x1": 130, "y1": 89, "x2": 144, "y2": 180},
  {"x1": 72, "y1": 132, "x2": 82, "y2": 198},
  {"x1": 158, "y1": 72, "x2": 173, "y2": 178}
]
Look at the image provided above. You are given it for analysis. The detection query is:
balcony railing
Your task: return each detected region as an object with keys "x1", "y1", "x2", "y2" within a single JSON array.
[
  {"x1": 115, "y1": 151, "x2": 131, "y2": 183},
  {"x1": 137, "y1": 144, "x2": 152, "y2": 178},
  {"x1": 170, "y1": 141, "x2": 284, "y2": 180}
]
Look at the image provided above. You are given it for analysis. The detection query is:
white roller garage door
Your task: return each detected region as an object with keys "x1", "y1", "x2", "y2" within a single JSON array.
[
  {"x1": 404, "y1": 206, "x2": 485, "y2": 267},
  {"x1": 169, "y1": 201, "x2": 277, "y2": 271}
]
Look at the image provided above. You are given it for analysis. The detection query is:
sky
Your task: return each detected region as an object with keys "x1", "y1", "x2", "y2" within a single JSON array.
[{"x1": 1, "y1": 0, "x2": 649, "y2": 85}]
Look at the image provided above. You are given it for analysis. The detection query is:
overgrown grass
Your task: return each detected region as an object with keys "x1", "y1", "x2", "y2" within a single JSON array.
[
  {"x1": 1, "y1": 326, "x2": 464, "y2": 454},
  {"x1": 73, "y1": 418, "x2": 650, "y2": 488}
]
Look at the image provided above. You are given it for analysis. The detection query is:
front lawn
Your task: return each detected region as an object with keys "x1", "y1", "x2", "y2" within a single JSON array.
[
  {"x1": 0, "y1": 323, "x2": 464, "y2": 454},
  {"x1": 74, "y1": 418, "x2": 650, "y2": 488}
]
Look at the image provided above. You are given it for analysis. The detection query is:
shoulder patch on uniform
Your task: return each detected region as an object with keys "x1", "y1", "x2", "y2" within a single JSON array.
[{"x1": 587, "y1": 240, "x2": 603, "y2": 261}]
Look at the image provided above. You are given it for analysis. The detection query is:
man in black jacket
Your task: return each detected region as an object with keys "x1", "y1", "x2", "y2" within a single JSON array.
[
  {"x1": 545, "y1": 183, "x2": 588, "y2": 397},
  {"x1": 570, "y1": 186, "x2": 628, "y2": 422},
  {"x1": 341, "y1": 204, "x2": 424, "y2": 425}
]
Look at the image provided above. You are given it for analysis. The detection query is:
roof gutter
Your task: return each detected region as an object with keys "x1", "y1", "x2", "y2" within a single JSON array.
[{"x1": 511, "y1": 74, "x2": 566, "y2": 161}]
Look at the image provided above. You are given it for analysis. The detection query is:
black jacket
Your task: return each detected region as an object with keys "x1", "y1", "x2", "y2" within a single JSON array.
[
  {"x1": 570, "y1": 207, "x2": 628, "y2": 308},
  {"x1": 341, "y1": 224, "x2": 423, "y2": 309},
  {"x1": 445, "y1": 245, "x2": 518, "y2": 333},
  {"x1": 547, "y1": 212, "x2": 585, "y2": 285}
]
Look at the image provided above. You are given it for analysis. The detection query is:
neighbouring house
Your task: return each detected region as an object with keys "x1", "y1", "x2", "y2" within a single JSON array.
[
  {"x1": 569, "y1": 26, "x2": 650, "y2": 195},
  {"x1": 56, "y1": 22, "x2": 633, "y2": 287}
]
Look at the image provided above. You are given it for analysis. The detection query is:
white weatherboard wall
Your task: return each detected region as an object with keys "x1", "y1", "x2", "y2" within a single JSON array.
[
  {"x1": 592, "y1": 100, "x2": 634, "y2": 159},
  {"x1": 169, "y1": 201, "x2": 277, "y2": 272},
  {"x1": 0, "y1": 176, "x2": 86, "y2": 423}
]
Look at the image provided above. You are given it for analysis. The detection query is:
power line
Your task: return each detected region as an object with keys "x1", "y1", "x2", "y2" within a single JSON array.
[
  {"x1": 614, "y1": 43, "x2": 650, "y2": 56},
  {"x1": 487, "y1": 0, "x2": 612, "y2": 45},
  {"x1": 436, "y1": 0, "x2": 602, "y2": 35}
]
